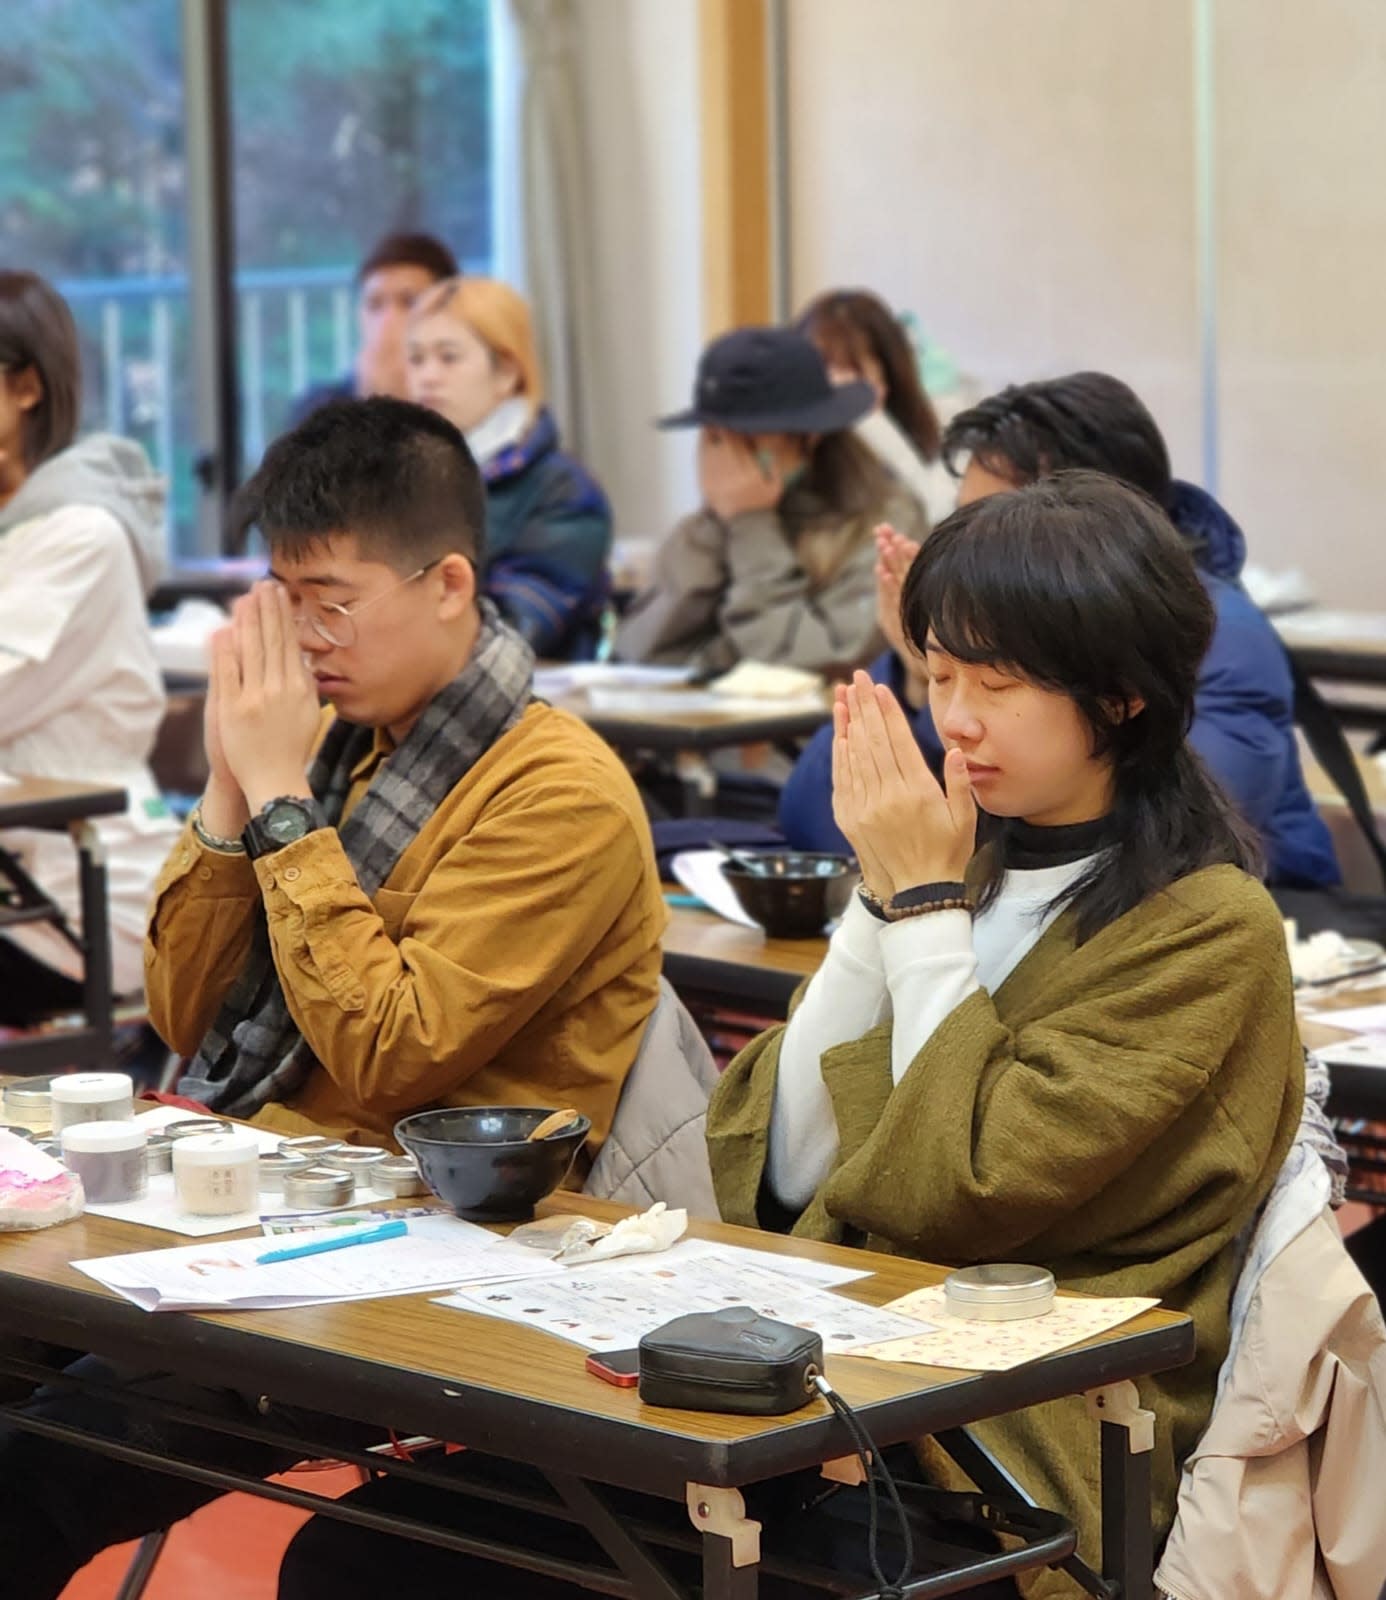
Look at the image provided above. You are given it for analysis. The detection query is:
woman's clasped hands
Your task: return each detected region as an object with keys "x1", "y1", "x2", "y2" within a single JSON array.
[{"x1": 830, "y1": 669, "x2": 977, "y2": 904}]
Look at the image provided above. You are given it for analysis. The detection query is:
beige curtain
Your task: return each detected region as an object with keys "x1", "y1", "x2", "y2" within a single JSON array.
[{"x1": 509, "y1": 0, "x2": 599, "y2": 460}]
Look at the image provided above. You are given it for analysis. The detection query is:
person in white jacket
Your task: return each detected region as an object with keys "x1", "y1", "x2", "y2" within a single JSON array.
[{"x1": 0, "y1": 270, "x2": 180, "y2": 1022}]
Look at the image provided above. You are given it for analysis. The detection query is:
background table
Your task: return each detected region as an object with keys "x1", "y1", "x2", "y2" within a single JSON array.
[
  {"x1": 1276, "y1": 612, "x2": 1386, "y2": 689},
  {"x1": 1301, "y1": 978, "x2": 1386, "y2": 1120},
  {"x1": 0, "y1": 776, "x2": 128, "y2": 1072},
  {"x1": 546, "y1": 687, "x2": 829, "y2": 816},
  {"x1": 0, "y1": 1192, "x2": 1192, "y2": 1599},
  {"x1": 661, "y1": 901, "x2": 825, "y2": 1016}
]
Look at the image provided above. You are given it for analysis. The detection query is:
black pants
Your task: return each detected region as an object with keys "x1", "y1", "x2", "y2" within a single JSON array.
[
  {"x1": 0, "y1": 1357, "x2": 1016, "y2": 1600},
  {"x1": 0, "y1": 937, "x2": 82, "y2": 1027}
]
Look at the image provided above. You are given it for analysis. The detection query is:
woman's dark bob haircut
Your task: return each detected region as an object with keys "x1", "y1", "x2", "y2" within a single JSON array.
[
  {"x1": 0, "y1": 271, "x2": 81, "y2": 471},
  {"x1": 901, "y1": 470, "x2": 1259, "y2": 941}
]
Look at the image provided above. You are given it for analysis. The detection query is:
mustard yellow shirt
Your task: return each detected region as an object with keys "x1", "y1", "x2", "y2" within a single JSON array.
[{"x1": 144, "y1": 703, "x2": 667, "y2": 1156}]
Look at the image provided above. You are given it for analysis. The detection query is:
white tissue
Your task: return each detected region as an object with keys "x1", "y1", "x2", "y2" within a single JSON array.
[{"x1": 556, "y1": 1201, "x2": 688, "y2": 1264}]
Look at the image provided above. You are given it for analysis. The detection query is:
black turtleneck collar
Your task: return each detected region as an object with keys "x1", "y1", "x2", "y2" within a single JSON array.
[{"x1": 1002, "y1": 814, "x2": 1119, "y2": 870}]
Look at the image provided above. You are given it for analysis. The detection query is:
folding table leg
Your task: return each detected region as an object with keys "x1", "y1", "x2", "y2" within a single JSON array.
[
  {"x1": 1086, "y1": 1381, "x2": 1155, "y2": 1600},
  {"x1": 673, "y1": 751, "x2": 718, "y2": 817},
  {"x1": 72, "y1": 820, "x2": 114, "y2": 1052},
  {"x1": 687, "y1": 1484, "x2": 760, "y2": 1600}
]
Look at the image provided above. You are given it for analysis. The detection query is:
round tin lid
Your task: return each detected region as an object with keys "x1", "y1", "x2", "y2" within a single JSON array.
[
  {"x1": 280, "y1": 1136, "x2": 344, "y2": 1158},
  {"x1": 329, "y1": 1147, "x2": 388, "y2": 1167},
  {"x1": 3, "y1": 1076, "x2": 56, "y2": 1108},
  {"x1": 944, "y1": 1264, "x2": 1056, "y2": 1304},
  {"x1": 164, "y1": 1118, "x2": 232, "y2": 1139},
  {"x1": 259, "y1": 1149, "x2": 312, "y2": 1171},
  {"x1": 282, "y1": 1167, "x2": 354, "y2": 1205}
]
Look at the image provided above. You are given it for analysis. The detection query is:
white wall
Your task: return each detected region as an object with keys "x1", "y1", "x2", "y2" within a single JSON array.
[
  {"x1": 786, "y1": 0, "x2": 1201, "y2": 474},
  {"x1": 783, "y1": 0, "x2": 1386, "y2": 607},
  {"x1": 575, "y1": 0, "x2": 703, "y2": 540},
  {"x1": 1214, "y1": 0, "x2": 1386, "y2": 600}
]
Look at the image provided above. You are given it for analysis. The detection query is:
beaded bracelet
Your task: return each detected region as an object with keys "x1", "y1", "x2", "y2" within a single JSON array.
[
  {"x1": 190, "y1": 803, "x2": 247, "y2": 856},
  {"x1": 859, "y1": 880, "x2": 973, "y2": 924}
]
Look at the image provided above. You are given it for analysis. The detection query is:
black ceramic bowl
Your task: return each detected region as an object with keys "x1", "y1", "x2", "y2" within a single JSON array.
[
  {"x1": 720, "y1": 852, "x2": 857, "y2": 938},
  {"x1": 394, "y1": 1106, "x2": 590, "y2": 1223}
]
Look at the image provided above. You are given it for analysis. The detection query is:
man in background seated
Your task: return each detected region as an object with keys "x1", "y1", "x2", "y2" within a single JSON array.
[
  {"x1": 288, "y1": 231, "x2": 457, "y2": 424},
  {"x1": 148, "y1": 395, "x2": 664, "y2": 1164},
  {"x1": 780, "y1": 370, "x2": 1341, "y2": 893},
  {"x1": 0, "y1": 396, "x2": 667, "y2": 1600}
]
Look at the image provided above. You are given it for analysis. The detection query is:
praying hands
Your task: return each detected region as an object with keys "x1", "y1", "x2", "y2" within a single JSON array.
[
  {"x1": 201, "y1": 582, "x2": 321, "y2": 836},
  {"x1": 830, "y1": 668, "x2": 977, "y2": 902}
]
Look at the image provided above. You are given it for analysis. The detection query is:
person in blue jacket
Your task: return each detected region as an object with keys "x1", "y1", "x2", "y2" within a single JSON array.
[
  {"x1": 407, "y1": 275, "x2": 612, "y2": 658},
  {"x1": 781, "y1": 371, "x2": 1341, "y2": 890}
]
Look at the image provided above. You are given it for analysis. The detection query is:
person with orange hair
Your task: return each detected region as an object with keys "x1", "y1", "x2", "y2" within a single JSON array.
[{"x1": 407, "y1": 277, "x2": 613, "y2": 658}]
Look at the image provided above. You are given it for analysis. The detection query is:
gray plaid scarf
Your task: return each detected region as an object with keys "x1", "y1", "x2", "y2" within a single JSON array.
[{"x1": 178, "y1": 601, "x2": 535, "y2": 1119}]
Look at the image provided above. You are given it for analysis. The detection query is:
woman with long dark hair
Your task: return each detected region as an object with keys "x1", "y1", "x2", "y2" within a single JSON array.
[
  {"x1": 709, "y1": 471, "x2": 1303, "y2": 1593},
  {"x1": 797, "y1": 286, "x2": 954, "y2": 525}
]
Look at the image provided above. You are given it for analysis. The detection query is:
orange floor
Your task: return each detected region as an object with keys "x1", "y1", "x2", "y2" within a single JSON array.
[{"x1": 59, "y1": 1466, "x2": 360, "y2": 1600}]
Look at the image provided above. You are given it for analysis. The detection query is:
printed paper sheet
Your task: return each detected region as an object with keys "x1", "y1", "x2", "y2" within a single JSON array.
[
  {"x1": 441, "y1": 1248, "x2": 927, "y2": 1355},
  {"x1": 855, "y1": 1285, "x2": 1159, "y2": 1371},
  {"x1": 73, "y1": 1214, "x2": 560, "y2": 1311}
]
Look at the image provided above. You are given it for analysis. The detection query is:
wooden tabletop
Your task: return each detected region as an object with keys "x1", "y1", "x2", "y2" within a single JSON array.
[
  {"x1": 0, "y1": 1190, "x2": 1191, "y2": 1498},
  {"x1": 0, "y1": 775, "x2": 129, "y2": 831},
  {"x1": 547, "y1": 689, "x2": 830, "y2": 754}
]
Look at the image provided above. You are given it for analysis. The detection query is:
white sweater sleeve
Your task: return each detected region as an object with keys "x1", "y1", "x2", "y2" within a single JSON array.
[
  {"x1": 878, "y1": 909, "x2": 980, "y2": 1082},
  {"x1": 766, "y1": 895, "x2": 889, "y2": 1210}
]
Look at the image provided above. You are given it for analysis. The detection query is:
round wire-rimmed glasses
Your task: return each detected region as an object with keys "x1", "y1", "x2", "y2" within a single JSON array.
[{"x1": 293, "y1": 560, "x2": 441, "y2": 649}]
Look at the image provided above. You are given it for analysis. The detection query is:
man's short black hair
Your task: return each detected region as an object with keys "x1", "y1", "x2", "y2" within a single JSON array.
[
  {"x1": 942, "y1": 371, "x2": 1172, "y2": 508},
  {"x1": 231, "y1": 397, "x2": 487, "y2": 570},
  {"x1": 357, "y1": 231, "x2": 457, "y2": 286}
]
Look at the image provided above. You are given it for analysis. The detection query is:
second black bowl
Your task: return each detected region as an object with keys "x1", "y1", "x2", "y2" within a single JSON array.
[
  {"x1": 394, "y1": 1106, "x2": 590, "y2": 1223},
  {"x1": 721, "y1": 852, "x2": 857, "y2": 938}
]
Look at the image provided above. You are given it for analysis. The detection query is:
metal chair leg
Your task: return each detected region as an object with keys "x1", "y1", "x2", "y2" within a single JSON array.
[{"x1": 114, "y1": 1528, "x2": 169, "y2": 1600}]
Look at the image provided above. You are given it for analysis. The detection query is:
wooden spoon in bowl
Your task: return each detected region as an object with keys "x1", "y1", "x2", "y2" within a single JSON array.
[{"x1": 528, "y1": 1108, "x2": 581, "y2": 1141}]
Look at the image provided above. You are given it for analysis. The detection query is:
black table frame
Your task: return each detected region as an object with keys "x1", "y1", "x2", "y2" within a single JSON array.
[
  {"x1": 1285, "y1": 644, "x2": 1386, "y2": 690},
  {"x1": 0, "y1": 781, "x2": 127, "y2": 1073},
  {"x1": 662, "y1": 949, "x2": 802, "y2": 1020},
  {"x1": 0, "y1": 1257, "x2": 1193, "y2": 1600}
]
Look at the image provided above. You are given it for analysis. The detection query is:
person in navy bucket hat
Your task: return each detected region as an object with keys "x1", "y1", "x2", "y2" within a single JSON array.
[
  {"x1": 618, "y1": 326, "x2": 927, "y2": 674},
  {"x1": 657, "y1": 326, "x2": 878, "y2": 435}
]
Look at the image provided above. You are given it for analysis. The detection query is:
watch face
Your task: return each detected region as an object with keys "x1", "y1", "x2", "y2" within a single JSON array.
[{"x1": 265, "y1": 802, "x2": 313, "y2": 844}]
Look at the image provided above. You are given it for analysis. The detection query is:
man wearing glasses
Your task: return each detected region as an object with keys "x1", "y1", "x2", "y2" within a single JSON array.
[{"x1": 146, "y1": 395, "x2": 665, "y2": 1163}]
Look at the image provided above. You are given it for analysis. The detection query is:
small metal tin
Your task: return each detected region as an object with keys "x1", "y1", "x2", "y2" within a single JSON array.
[
  {"x1": 329, "y1": 1146, "x2": 388, "y2": 1172},
  {"x1": 372, "y1": 1155, "x2": 429, "y2": 1198},
  {"x1": 164, "y1": 1117, "x2": 233, "y2": 1140},
  {"x1": 145, "y1": 1134, "x2": 174, "y2": 1176},
  {"x1": 33, "y1": 1138, "x2": 63, "y2": 1162},
  {"x1": 279, "y1": 1135, "x2": 344, "y2": 1161},
  {"x1": 281, "y1": 1166, "x2": 354, "y2": 1209},
  {"x1": 258, "y1": 1149, "x2": 313, "y2": 1192},
  {"x1": 944, "y1": 1264, "x2": 1056, "y2": 1322},
  {"x1": 3, "y1": 1075, "x2": 55, "y2": 1132}
]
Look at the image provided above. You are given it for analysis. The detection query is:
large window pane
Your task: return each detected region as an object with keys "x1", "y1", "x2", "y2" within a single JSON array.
[
  {"x1": 228, "y1": 0, "x2": 496, "y2": 466},
  {"x1": 0, "y1": 0, "x2": 192, "y2": 551}
]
